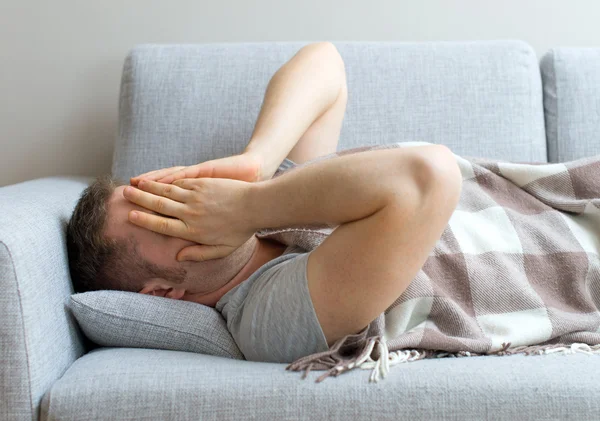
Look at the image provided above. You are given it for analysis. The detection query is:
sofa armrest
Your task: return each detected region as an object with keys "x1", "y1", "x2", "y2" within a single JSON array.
[{"x1": 0, "y1": 176, "x2": 92, "y2": 421}]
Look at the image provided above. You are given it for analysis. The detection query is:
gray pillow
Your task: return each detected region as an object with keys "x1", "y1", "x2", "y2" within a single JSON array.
[{"x1": 69, "y1": 290, "x2": 244, "y2": 359}]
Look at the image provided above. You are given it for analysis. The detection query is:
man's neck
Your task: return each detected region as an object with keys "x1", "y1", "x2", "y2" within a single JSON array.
[{"x1": 183, "y1": 238, "x2": 287, "y2": 307}]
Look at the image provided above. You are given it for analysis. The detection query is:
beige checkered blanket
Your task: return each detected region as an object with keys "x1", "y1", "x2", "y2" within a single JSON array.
[{"x1": 256, "y1": 142, "x2": 600, "y2": 383}]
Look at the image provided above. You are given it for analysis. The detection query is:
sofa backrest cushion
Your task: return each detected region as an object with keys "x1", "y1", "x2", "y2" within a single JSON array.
[
  {"x1": 541, "y1": 48, "x2": 600, "y2": 163},
  {"x1": 112, "y1": 40, "x2": 547, "y2": 183}
]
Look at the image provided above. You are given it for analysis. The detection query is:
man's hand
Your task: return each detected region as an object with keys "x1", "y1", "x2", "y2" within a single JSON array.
[
  {"x1": 130, "y1": 152, "x2": 264, "y2": 186},
  {"x1": 123, "y1": 178, "x2": 257, "y2": 262},
  {"x1": 124, "y1": 41, "x2": 348, "y2": 263}
]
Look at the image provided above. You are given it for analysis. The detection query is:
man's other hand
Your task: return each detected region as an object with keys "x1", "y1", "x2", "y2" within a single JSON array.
[
  {"x1": 130, "y1": 152, "x2": 264, "y2": 186},
  {"x1": 123, "y1": 178, "x2": 257, "y2": 262}
]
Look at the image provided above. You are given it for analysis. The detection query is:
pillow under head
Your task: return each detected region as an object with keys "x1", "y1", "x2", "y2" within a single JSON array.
[{"x1": 69, "y1": 290, "x2": 244, "y2": 359}]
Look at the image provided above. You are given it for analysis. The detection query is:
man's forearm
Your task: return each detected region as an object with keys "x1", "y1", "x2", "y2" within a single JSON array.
[
  {"x1": 246, "y1": 145, "x2": 448, "y2": 229},
  {"x1": 243, "y1": 42, "x2": 346, "y2": 181}
]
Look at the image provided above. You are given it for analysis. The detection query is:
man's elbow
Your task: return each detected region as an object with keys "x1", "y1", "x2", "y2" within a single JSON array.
[
  {"x1": 303, "y1": 42, "x2": 345, "y2": 74},
  {"x1": 415, "y1": 145, "x2": 463, "y2": 208},
  {"x1": 304, "y1": 41, "x2": 340, "y2": 58}
]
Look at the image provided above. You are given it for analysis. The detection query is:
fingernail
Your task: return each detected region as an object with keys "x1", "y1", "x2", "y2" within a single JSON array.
[
  {"x1": 124, "y1": 186, "x2": 134, "y2": 195},
  {"x1": 130, "y1": 211, "x2": 138, "y2": 220}
]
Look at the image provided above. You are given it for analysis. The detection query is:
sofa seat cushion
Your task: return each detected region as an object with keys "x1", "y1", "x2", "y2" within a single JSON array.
[{"x1": 41, "y1": 347, "x2": 600, "y2": 420}]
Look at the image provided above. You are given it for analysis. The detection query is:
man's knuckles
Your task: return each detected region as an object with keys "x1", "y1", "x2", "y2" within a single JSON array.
[
  {"x1": 157, "y1": 217, "x2": 172, "y2": 234},
  {"x1": 154, "y1": 197, "x2": 169, "y2": 213}
]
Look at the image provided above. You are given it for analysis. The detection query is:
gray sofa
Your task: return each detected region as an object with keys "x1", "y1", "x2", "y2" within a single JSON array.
[{"x1": 2, "y1": 41, "x2": 600, "y2": 420}]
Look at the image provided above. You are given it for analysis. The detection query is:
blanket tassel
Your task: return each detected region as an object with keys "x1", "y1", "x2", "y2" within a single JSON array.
[{"x1": 286, "y1": 336, "x2": 385, "y2": 383}]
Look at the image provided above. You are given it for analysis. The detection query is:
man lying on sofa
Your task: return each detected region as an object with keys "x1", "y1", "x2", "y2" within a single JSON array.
[{"x1": 66, "y1": 42, "x2": 462, "y2": 363}]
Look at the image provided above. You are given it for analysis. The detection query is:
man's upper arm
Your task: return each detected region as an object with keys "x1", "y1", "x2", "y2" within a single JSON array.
[{"x1": 306, "y1": 149, "x2": 462, "y2": 346}]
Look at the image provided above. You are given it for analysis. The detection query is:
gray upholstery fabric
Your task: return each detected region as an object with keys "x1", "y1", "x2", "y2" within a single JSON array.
[
  {"x1": 0, "y1": 177, "x2": 91, "y2": 421},
  {"x1": 541, "y1": 48, "x2": 600, "y2": 163},
  {"x1": 69, "y1": 291, "x2": 243, "y2": 359},
  {"x1": 112, "y1": 40, "x2": 546, "y2": 183},
  {"x1": 41, "y1": 347, "x2": 600, "y2": 421}
]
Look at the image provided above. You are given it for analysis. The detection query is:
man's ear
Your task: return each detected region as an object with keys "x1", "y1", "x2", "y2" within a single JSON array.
[{"x1": 139, "y1": 278, "x2": 186, "y2": 300}]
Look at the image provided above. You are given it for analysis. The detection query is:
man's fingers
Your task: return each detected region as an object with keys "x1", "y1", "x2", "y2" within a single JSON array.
[
  {"x1": 131, "y1": 166, "x2": 186, "y2": 185},
  {"x1": 177, "y1": 244, "x2": 236, "y2": 262},
  {"x1": 172, "y1": 178, "x2": 201, "y2": 190},
  {"x1": 123, "y1": 185, "x2": 186, "y2": 218},
  {"x1": 135, "y1": 179, "x2": 191, "y2": 203},
  {"x1": 128, "y1": 210, "x2": 190, "y2": 238},
  {"x1": 130, "y1": 169, "x2": 164, "y2": 185},
  {"x1": 139, "y1": 166, "x2": 185, "y2": 179},
  {"x1": 157, "y1": 164, "x2": 212, "y2": 184},
  {"x1": 131, "y1": 169, "x2": 159, "y2": 181}
]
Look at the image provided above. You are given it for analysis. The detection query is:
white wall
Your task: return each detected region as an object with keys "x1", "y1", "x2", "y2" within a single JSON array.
[{"x1": 2, "y1": 0, "x2": 599, "y2": 186}]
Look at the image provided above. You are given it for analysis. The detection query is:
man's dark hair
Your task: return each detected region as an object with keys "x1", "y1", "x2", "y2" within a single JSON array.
[{"x1": 66, "y1": 175, "x2": 186, "y2": 293}]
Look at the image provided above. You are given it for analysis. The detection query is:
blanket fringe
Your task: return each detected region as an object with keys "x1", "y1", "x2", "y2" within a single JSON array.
[
  {"x1": 286, "y1": 338, "x2": 600, "y2": 383},
  {"x1": 286, "y1": 335, "x2": 381, "y2": 382}
]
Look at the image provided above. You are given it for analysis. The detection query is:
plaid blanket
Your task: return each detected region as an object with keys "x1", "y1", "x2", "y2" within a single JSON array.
[{"x1": 255, "y1": 142, "x2": 600, "y2": 383}]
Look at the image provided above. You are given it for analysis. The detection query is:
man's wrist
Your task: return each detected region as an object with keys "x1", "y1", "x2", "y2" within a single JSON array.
[
  {"x1": 241, "y1": 179, "x2": 268, "y2": 231},
  {"x1": 243, "y1": 137, "x2": 291, "y2": 181}
]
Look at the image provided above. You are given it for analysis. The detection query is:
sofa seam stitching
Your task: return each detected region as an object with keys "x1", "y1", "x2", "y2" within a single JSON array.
[
  {"x1": 553, "y1": 51, "x2": 561, "y2": 163},
  {"x1": 523, "y1": 44, "x2": 537, "y2": 162}
]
